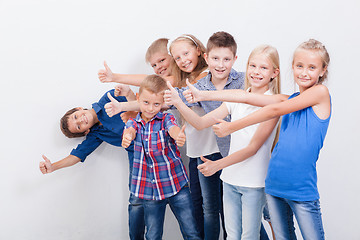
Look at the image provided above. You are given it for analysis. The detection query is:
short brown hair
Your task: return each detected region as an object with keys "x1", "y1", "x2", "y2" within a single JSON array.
[
  {"x1": 139, "y1": 74, "x2": 168, "y2": 95},
  {"x1": 145, "y1": 38, "x2": 169, "y2": 63},
  {"x1": 60, "y1": 107, "x2": 87, "y2": 138},
  {"x1": 207, "y1": 31, "x2": 237, "y2": 56}
]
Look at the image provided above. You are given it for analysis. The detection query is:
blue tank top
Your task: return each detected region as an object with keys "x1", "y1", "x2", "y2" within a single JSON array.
[{"x1": 265, "y1": 92, "x2": 331, "y2": 201}]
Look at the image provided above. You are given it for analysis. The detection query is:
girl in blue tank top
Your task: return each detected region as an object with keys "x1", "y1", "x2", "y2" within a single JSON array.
[{"x1": 209, "y1": 39, "x2": 331, "y2": 240}]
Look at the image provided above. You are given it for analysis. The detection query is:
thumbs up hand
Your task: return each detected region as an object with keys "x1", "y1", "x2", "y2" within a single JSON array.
[
  {"x1": 183, "y1": 79, "x2": 202, "y2": 103},
  {"x1": 212, "y1": 118, "x2": 232, "y2": 137},
  {"x1": 39, "y1": 155, "x2": 53, "y2": 174},
  {"x1": 164, "y1": 81, "x2": 182, "y2": 106},
  {"x1": 105, "y1": 92, "x2": 123, "y2": 117},
  {"x1": 98, "y1": 61, "x2": 114, "y2": 83},
  {"x1": 197, "y1": 155, "x2": 219, "y2": 177},
  {"x1": 175, "y1": 125, "x2": 186, "y2": 147}
]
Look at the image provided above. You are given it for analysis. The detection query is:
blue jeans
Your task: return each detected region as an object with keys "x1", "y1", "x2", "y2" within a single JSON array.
[
  {"x1": 189, "y1": 157, "x2": 204, "y2": 238},
  {"x1": 197, "y1": 152, "x2": 226, "y2": 240},
  {"x1": 142, "y1": 185, "x2": 201, "y2": 240},
  {"x1": 129, "y1": 194, "x2": 145, "y2": 240},
  {"x1": 266, "y1": 194, "x2": 325, "y2": 240},
  {"x1": 223, "y1": 182, "x2": 266, "y2": 240},
  {"x1": 127, "y1": 149, "x2": 145, "y2": 240}
]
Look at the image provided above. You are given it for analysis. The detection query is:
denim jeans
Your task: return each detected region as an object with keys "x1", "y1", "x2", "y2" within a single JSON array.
[
  {"x1": 197, "y1": 152, "x2": 226, "y2": 240},
  {"x1": 223, "y1": 182, "x2": 266, "y2": 240},
  {"x1": 142, "y1": 185, "x2": 201, "y2": 240},
  {"x1": 129, "y1": 194, "x2": 145, "y2": 240},
  {"x1": 266, "y1": 194, "x2": 325, "y2": 240},
  {"x1": 127, "y1": 150, "x2": 145, "y2": 240},
  {"x1": 189, "y1": 157, "x2": 204, "y2": 238}
]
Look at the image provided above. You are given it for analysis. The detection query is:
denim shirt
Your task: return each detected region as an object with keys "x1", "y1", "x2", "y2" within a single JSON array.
[
  {"x1": 176, "y1": 69, "x2": 245, "y2": 157},
  {"x1": 70, "y1": 90, "x2": 134, "y2": 162}
]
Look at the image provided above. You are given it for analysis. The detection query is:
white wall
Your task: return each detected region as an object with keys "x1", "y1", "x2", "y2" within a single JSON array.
[{"x1": 1, "y1": 0, "x2": 359, "y2": 239}]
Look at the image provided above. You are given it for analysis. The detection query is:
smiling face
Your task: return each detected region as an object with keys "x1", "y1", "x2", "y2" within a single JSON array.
[
  {"x1": 292, "y1": 49, "x2": 327, "y2": 92},
  {"x1": 205, "y1": 47, "x2": 237, "y2": 83},
  {"x1": 137, "y1": 89, "x2": 164, "y2": 122},
  {"x1": 247, "y1": 53, "x2": 279, "y2": 93},
  {"x1": 67, "y1": 108, "x2": 96, "y2": 135},
  {"x1": 149, "y1": 52, "x2": 172, "y2": 77},
  {"x1": 170, "y1": 40, "x2": 200, "y2": 73}
]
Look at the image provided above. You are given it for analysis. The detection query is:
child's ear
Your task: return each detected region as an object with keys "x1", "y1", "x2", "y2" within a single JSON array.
[
  {"x1": 272, "y1": 68, "x2": 280, "y2": 79},
  {"x1": 204, "y1": 53, "x2": 209, "y2": 64}
]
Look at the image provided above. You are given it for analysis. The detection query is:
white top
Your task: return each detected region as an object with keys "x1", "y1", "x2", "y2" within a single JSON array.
[
  {"x1": 220, "y1": 90, "x2": 277, "y2": 188},
  {"x1": 185, "y1": 105, "x2": 219, "y2": 158}
]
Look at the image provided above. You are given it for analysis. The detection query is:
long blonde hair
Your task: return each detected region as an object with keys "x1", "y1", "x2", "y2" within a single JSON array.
[
  {"x1": 245, "y1": 45, "x2": 281, "y2": 150},
  {"x1": 245, "y1": 44, "x2": 281, "y2": 94},
  {"x1": 169, "y1": 34, "x2": 207, "y2": 87}
]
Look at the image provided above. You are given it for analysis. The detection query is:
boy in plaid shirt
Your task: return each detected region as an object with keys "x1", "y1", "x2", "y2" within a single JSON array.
[{"x1": 106, "y1": 74, "x2": 201, "y2": 239}]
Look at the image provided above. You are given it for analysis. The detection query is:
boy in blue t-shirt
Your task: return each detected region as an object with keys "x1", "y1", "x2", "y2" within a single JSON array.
[{"x1": 39, "y1": 87, "x2": 145, "y2": 240}]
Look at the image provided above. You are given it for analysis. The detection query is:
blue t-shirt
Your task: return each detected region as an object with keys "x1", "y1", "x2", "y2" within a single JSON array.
[
  {"x1": 70, "y1": 90, "x2": 134, "y2": 162},
  {"x1": 176, "y1": 69, "x2": 245, "y2": 157},
  {"x1": 265, "y1": 92, "x2": 331, "y2": 201}
]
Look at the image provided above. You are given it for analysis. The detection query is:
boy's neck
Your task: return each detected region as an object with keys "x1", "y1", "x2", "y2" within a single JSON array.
[
  {"x1": 90, "y1": 109, "x2": 100, "y2": 124},
  {"x1": 211, "y1": 76, "x2": 229, "y2": 90}
]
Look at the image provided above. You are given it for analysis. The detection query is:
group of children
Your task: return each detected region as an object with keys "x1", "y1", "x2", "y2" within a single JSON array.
[{"x1": 40, "y1": 31, "x2": 331, "y2": 240}]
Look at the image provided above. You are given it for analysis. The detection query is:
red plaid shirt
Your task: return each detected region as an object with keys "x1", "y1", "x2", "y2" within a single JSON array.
[{"x1": 125, "y1": 111, "x2": 188, "y2": 200}]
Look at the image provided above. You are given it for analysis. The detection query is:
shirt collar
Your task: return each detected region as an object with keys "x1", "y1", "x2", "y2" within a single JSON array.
[
  {"x1": 135, "y1": 111, "x2": 164, "y2": 123},
  {"x1": 202, "y1": 68, "x2": 238, "y2": 90}
]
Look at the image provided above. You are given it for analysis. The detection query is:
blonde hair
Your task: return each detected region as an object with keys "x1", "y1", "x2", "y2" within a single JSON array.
[
  {"x1": 169, "y1": 34, "x2": 208, "y2": 87},
  {"x1": 145, "y1": 38, "x2": 169, "y2": 63},
  {"x1": 293, "y1": 39, "x2": 330, "y2": 84},
  {"x1": 245, "y1": 45, "x2": 281, "y2": 151},
  {"x1": 139, "y1": 74, "x2": 167, "y2": 95},
  {"x1": 245, "y1": 44, "x2": 281, "y2": 94}
]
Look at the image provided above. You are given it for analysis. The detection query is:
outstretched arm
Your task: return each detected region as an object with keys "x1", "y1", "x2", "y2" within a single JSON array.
[
  {"x1": 39, "y1": 154, "x2": 81, "y2": 174},
  {"x1": 164, "y1": 81, "x2": 228, "y2": 130},
  {"x1": 213, "y1": 84, "x2": 330, "y2": 137},
  {"x1": 183, "y1": 79, "x2": 287, "y2": 107},
  {"x1": 198, "y1": 116, "x2": 279, "y2": 177},
  {"x1": 98, "y1": 61, "x2": 146, "y2": 86}
]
